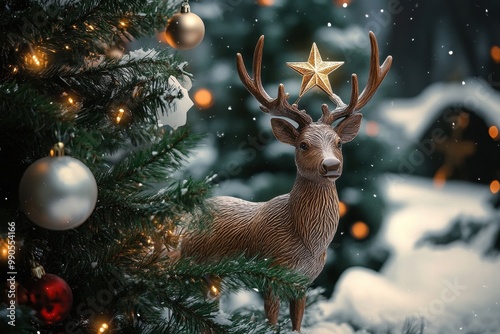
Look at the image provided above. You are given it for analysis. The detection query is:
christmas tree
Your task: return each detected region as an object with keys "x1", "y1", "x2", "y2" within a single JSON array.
[{"x1": 0, "y1": 1, "x2": 309, "y2": 332}]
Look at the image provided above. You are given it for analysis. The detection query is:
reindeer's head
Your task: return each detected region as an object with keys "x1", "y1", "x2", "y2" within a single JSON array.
[{"x1": 236, "y1": 32, "x2": 392, "y2": 183}]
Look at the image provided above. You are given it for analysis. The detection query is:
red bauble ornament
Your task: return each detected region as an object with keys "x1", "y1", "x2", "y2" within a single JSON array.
[{"x1": 26, "y1": 273, "x2": 73, "y2": 325}]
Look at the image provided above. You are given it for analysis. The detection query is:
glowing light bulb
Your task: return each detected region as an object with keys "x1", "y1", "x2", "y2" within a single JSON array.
[
  {"x1": 116, "y1": 108, "x2": 125, "y2": 123},
  {"x1": 24, "y1": 49, "x2": 47, "y2": 69},
  {"x1": 32, "y1": 55, "x2": 41, "y2": 66},
  {"x1": 98, "y1": 323, "x2": 109, "y2": 333}
]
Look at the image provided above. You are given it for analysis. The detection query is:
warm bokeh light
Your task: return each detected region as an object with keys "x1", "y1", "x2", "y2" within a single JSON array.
[
  {"x1": 490, "y1": 180, "x2": 500, "y2": 194},
  {"x1": 335, "y1": 0, "x2": 352, "y2": 7},
  {"x1": 433, "y1": 166, "x2": 448, "y2": 188},
  {"x1": 491, "y1": 46, "x2": 500, "y2": 64},
  {"x1": 488, "y1": 125, "x2": 499, "y2": 140},
  {"x1": 0, "y1": 239, "x2": 8, "y2": 260},
  {"x1": 194, "y1": 88, "x2": 214, "y2": 109},
  {"x1": 98, "y1": 323, "x2": 109, "y2": 333},
  {"x1": 257, "y1": 0, "x2": 274, "y2": 6},
  {"x1": 338, "y1": 201, "x2": 347, "y2": 218},
  {"x1": 209, "y1": 285, "x2": 220, "y2": 299},
  {"x1": 365, "y1": 120, "x2": 379, "y2": 137},
  {"x1": 24, "y1": 50, "x2": 47, "y2": 69},
  {"x1": 116, "y1": 108, "x2": 125, "y2": 123},
  {"x1": 351, "y1": 221, "x2": 370, "y2": 240},
  {"x1": 32, "y1": 54, "x2": 41, "y2": 66},
  {"x1": 457, "y1": 112, "x2": 470, "y2": 129}
]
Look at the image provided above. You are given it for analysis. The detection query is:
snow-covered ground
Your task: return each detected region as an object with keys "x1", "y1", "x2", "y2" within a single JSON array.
[{"x1": 309, "y1": 175, "x2": 500, "y2": 334}]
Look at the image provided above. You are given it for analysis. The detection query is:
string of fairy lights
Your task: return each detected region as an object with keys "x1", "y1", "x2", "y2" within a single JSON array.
[{"x1": 3, "y1": 2, "x2": 207, "y2": 331}]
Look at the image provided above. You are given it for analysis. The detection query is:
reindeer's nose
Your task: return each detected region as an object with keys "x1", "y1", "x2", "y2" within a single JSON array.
[{"x1": 321, "y1": 157, "x2": 341, "y2": 178}]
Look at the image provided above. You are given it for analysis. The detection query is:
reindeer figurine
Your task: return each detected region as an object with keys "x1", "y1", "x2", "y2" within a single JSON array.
[{"x1": 180, "y1": 31, "x2": 392, "y2": 331}]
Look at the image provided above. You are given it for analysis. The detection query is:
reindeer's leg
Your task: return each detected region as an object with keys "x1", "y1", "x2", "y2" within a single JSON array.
[
  {"x1": 290, "y1": 296, "x2": 306, "y2": 332},
  {"x1": 263, "y1": 290, "x2": 280, "y2": 326}
]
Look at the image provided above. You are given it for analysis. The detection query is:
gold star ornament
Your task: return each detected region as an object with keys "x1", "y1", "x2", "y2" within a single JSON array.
[{"x1": 287, "y1": 43, "x2": 343, "y2": 98}]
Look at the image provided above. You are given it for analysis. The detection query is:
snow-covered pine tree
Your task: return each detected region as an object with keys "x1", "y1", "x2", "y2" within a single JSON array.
[{"x1": 0, "y1": 1, "x2": 308, "y2": 332}]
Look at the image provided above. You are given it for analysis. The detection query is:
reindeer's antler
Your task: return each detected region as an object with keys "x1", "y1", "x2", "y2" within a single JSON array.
[
  {"x1": 319, "y1": 31, "x2": 393, "y2": 125},
  {"x1": 236, "y1": 36, "x2": 313, "y2": 129}
]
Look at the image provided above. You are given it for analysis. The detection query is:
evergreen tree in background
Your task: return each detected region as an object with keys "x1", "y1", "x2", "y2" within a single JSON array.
[{"x1": 0, "y1": 1, "x2": 308, "y2": 332}]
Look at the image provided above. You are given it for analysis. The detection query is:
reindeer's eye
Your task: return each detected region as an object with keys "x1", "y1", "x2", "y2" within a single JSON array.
[{"x1": 299, "y1": 142, "x2": 308, "y2": 151}]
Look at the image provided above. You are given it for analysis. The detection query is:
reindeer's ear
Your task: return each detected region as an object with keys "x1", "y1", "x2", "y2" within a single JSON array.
[
  {"x1": 334, "y1": 114, "x2": 362, "y2": 143},
  {"x1": 271, "y1": 118, "x2": 299, "y2": 146}
]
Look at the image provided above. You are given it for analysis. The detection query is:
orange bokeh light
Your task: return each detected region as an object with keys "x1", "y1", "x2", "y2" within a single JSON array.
[
  {"x1": 433, "y1": 166, "x2": 448, "y2": 188},
  {"x1": 488, "y1": 125, "x2": 499, "y2": 140},
  {"x1": 335, "y1": 0, "x2": 352, "y2": 6},
  {"x1": 365, "y1": 120, "x2": 379, "y2": 137},
  {"x1": 257, "y1": 0, "x2": 274, "y2": 6},
  {"x1": 193, "y1": 88, "x2": 214, "y2": 109},
  {"x1": 1, "y1": 239, "x2": 8, "y2": 260},
  {"x1": 339, "y1": 201, "x2": 347, "y2": 218},
  {"x1": 491, "y1": 46, "x2": 500, "y2": 64},
  {"x1": 490, "y1": 180, "x2": 500, "y2": 194},
  {"x1": 351, "y1": 221, "x2": 370, "y2": 240}
]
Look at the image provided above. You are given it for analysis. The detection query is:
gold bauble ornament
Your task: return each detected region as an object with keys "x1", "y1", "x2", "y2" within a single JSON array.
[{"x1": 165, "y1": 1, "x2": 205, "y2": 50}]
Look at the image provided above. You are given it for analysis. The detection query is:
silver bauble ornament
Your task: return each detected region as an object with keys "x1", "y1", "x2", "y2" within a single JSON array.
[
  {"x1": 165, "y1": 1, "x2": 205, "y2": 50},
  {"x1": 19, "y1": 146, "x2": 98, "y2": 230}
]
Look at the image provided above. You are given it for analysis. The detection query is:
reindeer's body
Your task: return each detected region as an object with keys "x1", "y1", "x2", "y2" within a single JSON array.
[
  {"x1": 180, "y1": 32, "x2": 391, "y2": 332},
  {"x1": 182, "y1": 176, "x2": 339, "y2": 280}
]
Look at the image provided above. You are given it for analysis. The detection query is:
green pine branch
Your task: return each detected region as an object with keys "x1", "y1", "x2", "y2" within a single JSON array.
[
  {"x1": 96, "y1": 127, "x2": 202, "y2": 194},
  {"x1": 0, "y1": 0, "x2": 179, "y2": 76},
  {"x1": 168, "y1": 255, "x2": 310, "y2": 302},
  {"x1": 0, "y1": 81, "x2": 74, "y2": 159}
]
